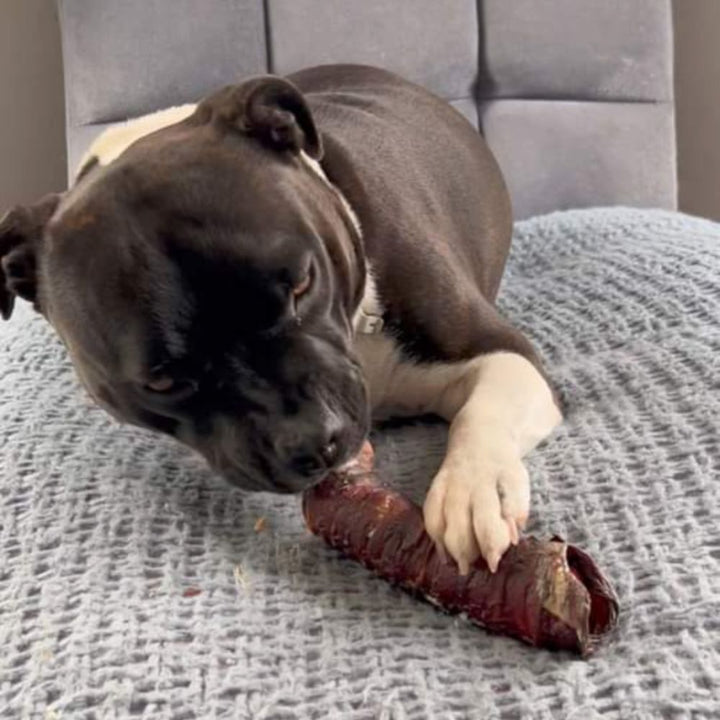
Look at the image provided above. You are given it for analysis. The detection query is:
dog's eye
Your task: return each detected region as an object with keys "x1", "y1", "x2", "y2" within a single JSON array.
[
  {"x1": 146, "y1": 376, "x2": 175, "y2": 392},
  {"x1": 292, "y1": 268, "x2": 313, "y2": 299},
  {"x1": 143, "y1": 376, "x2": 197, "y2": 398}
]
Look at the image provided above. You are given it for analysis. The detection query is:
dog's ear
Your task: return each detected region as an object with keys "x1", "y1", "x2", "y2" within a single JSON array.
[
  {"x1": 207, "y1": 76, "x2": 322, "y2": 160},
  {"x1": 0, "y1": 193, "x2": 61, "y2": 319}
]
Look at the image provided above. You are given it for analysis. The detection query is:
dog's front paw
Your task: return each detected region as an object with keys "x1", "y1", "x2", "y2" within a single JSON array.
[{"x1": 422, "y1": 442, "x2": 530, "y2": 574}]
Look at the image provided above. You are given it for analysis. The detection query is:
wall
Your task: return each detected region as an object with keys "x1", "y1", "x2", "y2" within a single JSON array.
[
  {"x1": 673, "y1": 0, "x2": 720, "y2": 221},
  {"x1": 0, "y1": 0, "x2": 66, "y2": 210},
  {"x1": 0, "y1": 1, "x2": 719, "y2": 221}
]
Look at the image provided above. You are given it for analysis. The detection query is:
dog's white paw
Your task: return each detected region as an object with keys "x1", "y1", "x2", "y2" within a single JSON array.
[{"x1": 422, "y1": 440, "x2": 530, "y2": 574}]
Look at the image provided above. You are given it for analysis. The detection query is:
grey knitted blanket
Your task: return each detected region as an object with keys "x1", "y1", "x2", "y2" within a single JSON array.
[{"x1": 1, "y1": 208, "x2": 718, "y2": 719}]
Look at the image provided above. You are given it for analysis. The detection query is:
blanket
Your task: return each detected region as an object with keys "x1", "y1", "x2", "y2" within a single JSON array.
[{"x1": 1, "y1": 208, "x2": 718, "y2": 719}]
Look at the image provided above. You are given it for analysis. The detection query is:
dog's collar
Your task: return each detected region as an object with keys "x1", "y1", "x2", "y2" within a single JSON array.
[
  {"x1": 354, "y1": 307, "x2": 385, "y2": 335},
  {"x1": 352, "y1": 266, "x2": 385, "y2": 335}
]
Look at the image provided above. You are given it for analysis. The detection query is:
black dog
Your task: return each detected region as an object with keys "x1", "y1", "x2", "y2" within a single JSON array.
[{"x1": 0, "y1": 65, "x2": 561, "y2": 573}]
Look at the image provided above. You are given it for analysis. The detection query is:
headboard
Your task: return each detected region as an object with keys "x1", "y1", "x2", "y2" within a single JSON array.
[{"x1": 57, "y1": 0, "x2": 676, "y2": 220}]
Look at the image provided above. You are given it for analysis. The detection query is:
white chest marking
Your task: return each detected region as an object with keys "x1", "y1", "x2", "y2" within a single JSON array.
[
  {"x1": 354, "y1": 331, "x2": 449, "y2": 419},
  {"x1": 349, "y1": 274, "x2": 477, "y2": 420}
]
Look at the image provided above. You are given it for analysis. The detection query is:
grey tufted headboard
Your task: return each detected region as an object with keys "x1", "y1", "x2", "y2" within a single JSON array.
[{"x1": 57, "y1": 0, "x2": 676, "y2": 220}]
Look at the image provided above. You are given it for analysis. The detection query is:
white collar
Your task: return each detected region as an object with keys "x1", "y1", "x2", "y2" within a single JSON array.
[{"x1": 353, "y1": 269, "x2": 385, "y2": 335}]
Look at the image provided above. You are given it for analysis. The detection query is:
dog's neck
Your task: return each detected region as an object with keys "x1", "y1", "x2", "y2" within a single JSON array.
[{"x1": 299, "y1": 152, "x2": 384, "y2": 336}]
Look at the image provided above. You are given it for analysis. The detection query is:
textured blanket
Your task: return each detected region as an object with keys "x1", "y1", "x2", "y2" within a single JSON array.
[{"x1": 1, "y1": 208, "x2": 718, "y2": 719}]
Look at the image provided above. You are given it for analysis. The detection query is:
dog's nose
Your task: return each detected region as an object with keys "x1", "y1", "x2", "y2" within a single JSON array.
[{"x1": 290, "y1": 437, "x2": 340, "y2": 477}]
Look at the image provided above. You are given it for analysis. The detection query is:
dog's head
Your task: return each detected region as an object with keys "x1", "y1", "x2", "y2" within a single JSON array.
[{"x1": 1, "y1": 76, "x2": 370, "y2": 492}]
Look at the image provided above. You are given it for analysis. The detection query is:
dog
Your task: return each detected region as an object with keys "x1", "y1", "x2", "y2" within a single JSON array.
[{"x1": 0, "y1": 65, "x2": 561, "y2": 574}]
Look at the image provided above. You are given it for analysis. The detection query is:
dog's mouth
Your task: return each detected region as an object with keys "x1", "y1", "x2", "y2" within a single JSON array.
[{"x1": 214, "y1": 438, "x2": 365, "y2": 494}]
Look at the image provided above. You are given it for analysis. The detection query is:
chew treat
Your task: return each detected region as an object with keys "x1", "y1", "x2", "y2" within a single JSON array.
[
  {"x1": 302, "y1": 443, "x2": 619, "y2": 657},
  {"x1": 254, "y1": 516, "x2": 267, "y2": 533}
]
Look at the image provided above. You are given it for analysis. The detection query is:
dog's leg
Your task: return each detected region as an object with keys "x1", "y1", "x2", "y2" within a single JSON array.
[{"x1": 422, "y1": 351, "x2": 562, "y2": 574}]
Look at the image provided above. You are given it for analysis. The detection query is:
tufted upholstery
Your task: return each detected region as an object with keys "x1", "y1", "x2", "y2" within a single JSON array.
[{"x1": 56, "y1": 0, "x2": 676, "y2": 219}]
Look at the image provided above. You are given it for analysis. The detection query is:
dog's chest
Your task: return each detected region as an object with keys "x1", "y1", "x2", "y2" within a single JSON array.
[
  {"x1": 353, "y1": 333, "x2": 465, "y2": 421},
  {"x1": 351, "y1": 268, "x2": 470, "y2": 421},
  {"x1": 353, "y1": 333, "x2": 415, "y2": 419}
]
